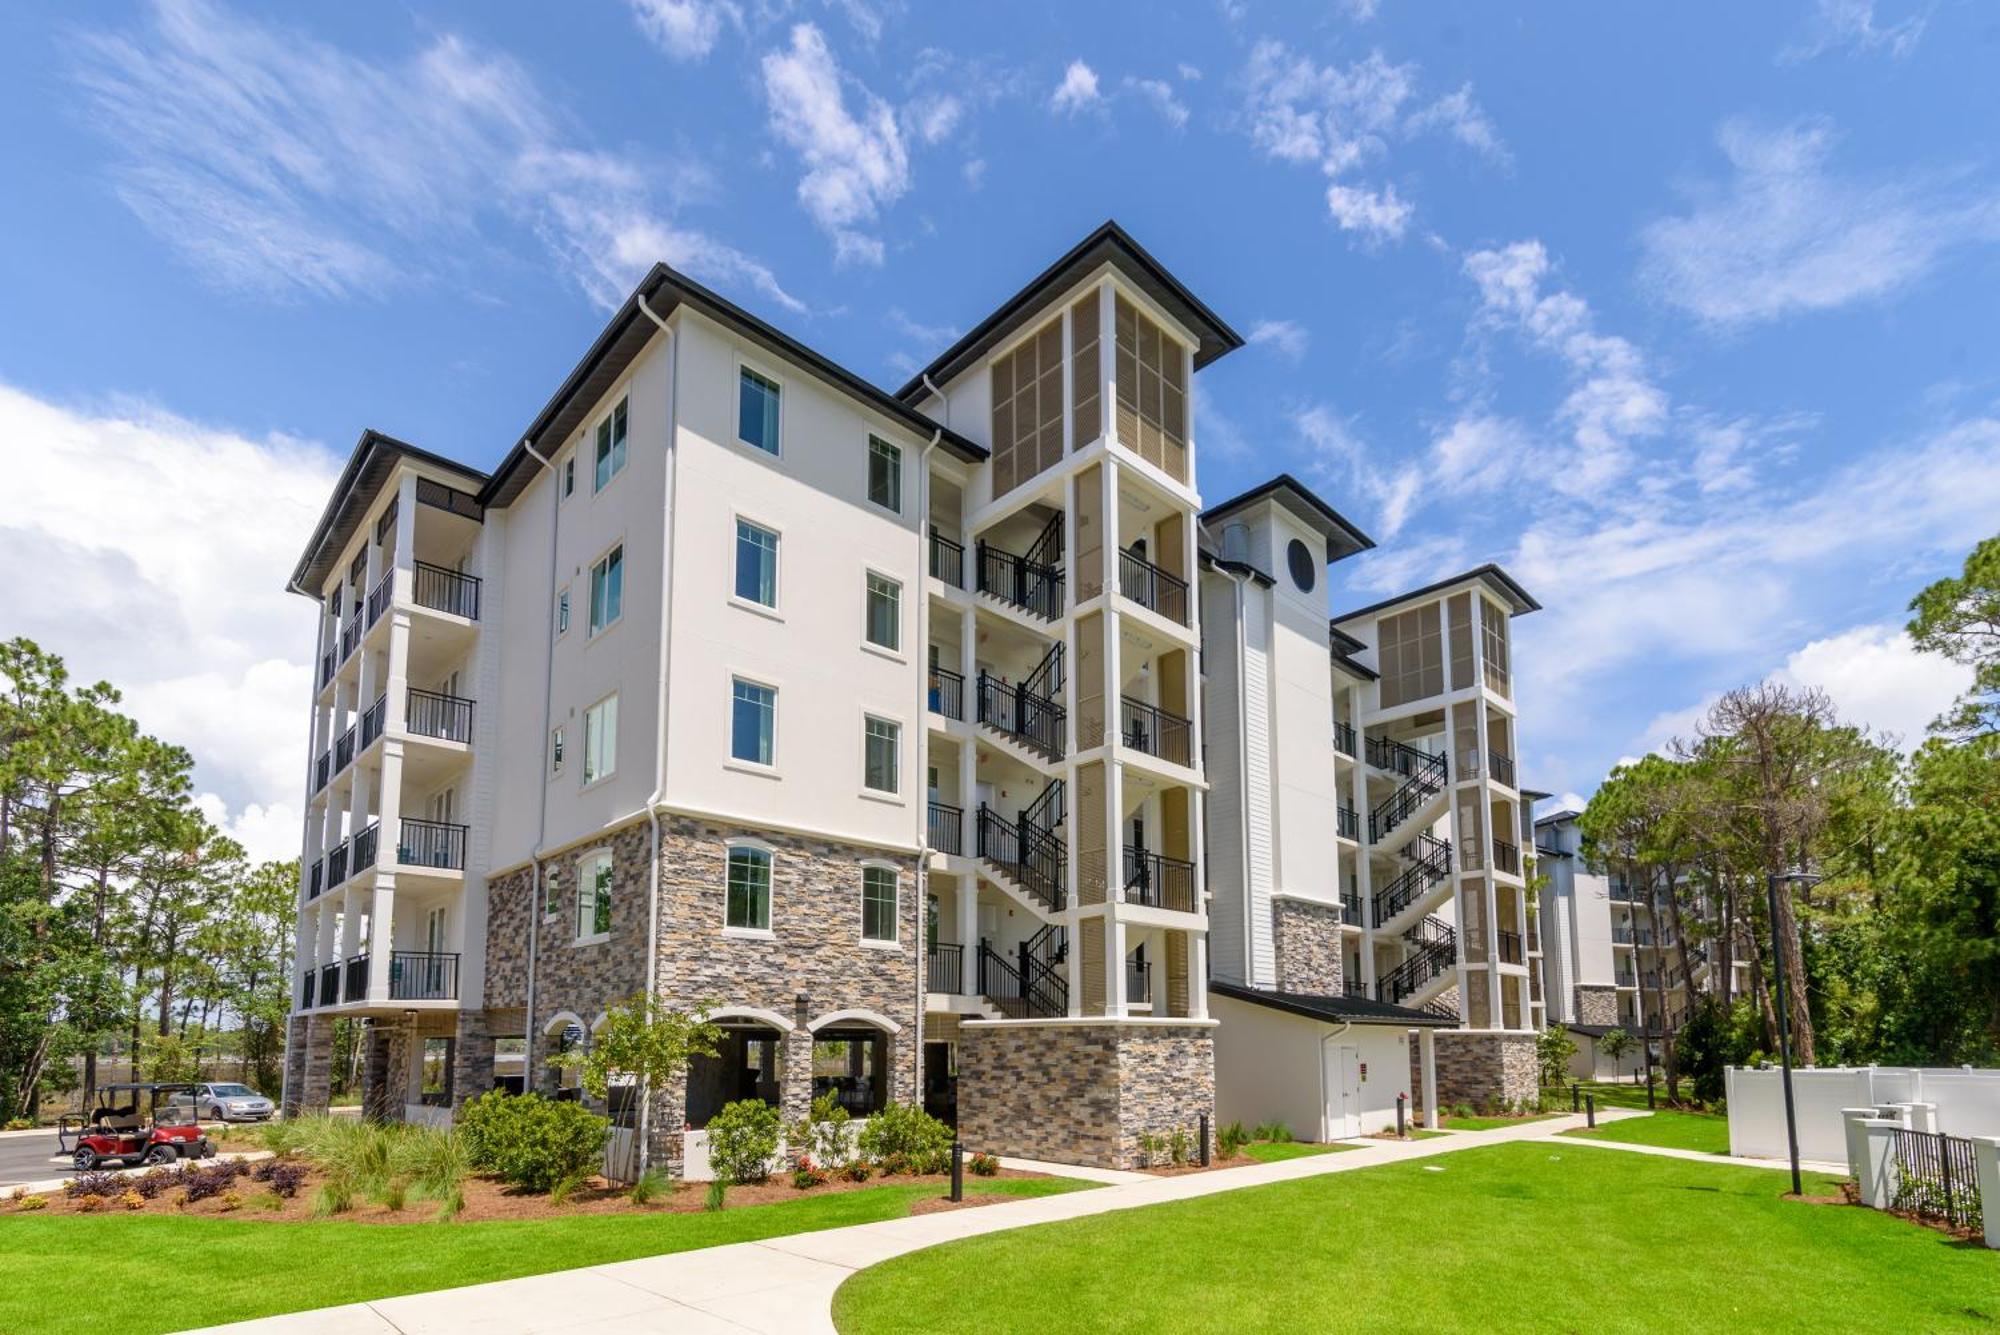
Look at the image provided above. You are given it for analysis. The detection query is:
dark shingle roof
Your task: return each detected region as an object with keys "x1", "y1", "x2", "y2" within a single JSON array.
[{"x1": 1211, "y1": 980, "x2": 1459, "y2": 1027}]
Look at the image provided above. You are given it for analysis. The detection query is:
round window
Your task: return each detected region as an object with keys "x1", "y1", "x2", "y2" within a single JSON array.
[{"x1": 1287, "y1": 538, "x2": 1316, "y2": 593}]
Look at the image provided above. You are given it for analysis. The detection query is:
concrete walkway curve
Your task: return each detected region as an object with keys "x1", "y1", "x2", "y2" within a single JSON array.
[{"x1": 189, "y1": 1110, "x2": 1656, "y2": 1335}]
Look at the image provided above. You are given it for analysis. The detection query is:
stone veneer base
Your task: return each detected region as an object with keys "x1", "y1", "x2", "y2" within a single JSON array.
[{"x1": 1412, "y1": 1028, "x2": 1540, "y2": 1111}]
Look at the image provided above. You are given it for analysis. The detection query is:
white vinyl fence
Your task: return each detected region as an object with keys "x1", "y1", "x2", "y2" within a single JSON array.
[{"x1": 1727, "y1": 1066, "x2": 2000, "y2": 1163}]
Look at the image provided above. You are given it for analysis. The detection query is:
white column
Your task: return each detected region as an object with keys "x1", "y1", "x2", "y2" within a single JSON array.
[
  {"x1": 1189, "y1": 932, "x2": 1209, "y2": 1020},
  {"x1": 1972, "y1": 1137, "x2": 2000, "y2": 1250},
  {"x1": 1419, "y1": 1027, "x2": 1439, "y2": 1129},
  {"x1": 1857, "y1": 1118, "x2": 1902, "y2": 1209},
  {"x1": 955, "y1": 878, "x2": 977, "y2": 995},
  {"x1": 1106, "y1": 917, "x2": 1128, "y2": 1016}
]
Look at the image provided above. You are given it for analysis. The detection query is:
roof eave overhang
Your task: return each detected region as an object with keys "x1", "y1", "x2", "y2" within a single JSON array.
[
  {"x1": 286, "y1": 431, "x2": 487, "y2": 598},
  {"x1": 1332, "y1": 563, "x2": 1542, "y2": 626}
]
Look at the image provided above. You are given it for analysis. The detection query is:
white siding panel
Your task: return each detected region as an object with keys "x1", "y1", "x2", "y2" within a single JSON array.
[{"x1": 1243, "y1": 590, "x2": 1275, "y2": 989}]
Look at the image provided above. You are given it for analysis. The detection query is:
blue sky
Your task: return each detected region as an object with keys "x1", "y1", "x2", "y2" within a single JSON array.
[{"x1": 2, "y1": 0, "x2": 1996, "y2": 856}]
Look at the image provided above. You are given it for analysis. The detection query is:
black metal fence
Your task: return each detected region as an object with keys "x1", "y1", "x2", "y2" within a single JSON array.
[{"x1": 1892, "y1": 1128, "x2": 1984, "y2": 1233}]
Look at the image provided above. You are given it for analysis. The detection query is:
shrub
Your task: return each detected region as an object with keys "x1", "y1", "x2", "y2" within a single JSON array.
[
  {"x1": 253, "y1": 1159, "x2": 310, "y2": 1198},
  {"x1": 4, "y1": 1118, "x2": 32, "y2": 1131},
  {"x1": 218, "y1": 1190, "x2": 243, "y2": 1212},
  {"x1": 707, "y1": 1099, "x2": 781, "y2": 1186},
  {"x1": 377, "y1": 1177, "x2": 407, "y2": 1212},
  {"x1": 791, "y1": 1155, "x2": 828, "y2": 1190},
  {"x1": 132, "y1": 1167, "x2": 181, "y2": 1199},
  {"x1": 180, "y1": 1161, "x2": 245, "y2": 1203},
  {"x1": 17, "y1": 1195, "x2": 48, "y2": 1211},
  {"x1": 66, "y1": 1170, "x2": 123, "y2": 1199},
  {"x1": 1252, "y1": 1120, "x2": 1293, "y2": 1143},
  {"x1": 392, "y1": 1125, "x2": 472, "y2": 1221},
  {"x1": 877, "y1": 1151, "x2": 909, "y2": 1176},
  {"x1": 314, "y1": 1178, "x2": 355, "y2": 1217},
  {"x1": 841, "y1": 1161, "x2": 871, "y2": 1183},
  {"x1": 1168, "y1": 1127, "x2": 1191, "y2": 1166},
  {"x1": 1217, "y1": 1121, "x2": 1250, "y2": 1160},
  {"x1": 969, "y1": 1152, "x2": 998, "y2": 1177},
  {"x1": 547, "y1": 1168, "x2": 590, "y2": 1206},
  {"x1": 457, "y1": 1091, "x2": 609, "y2": 1193},
  {"x1": 629, "y1": 1166, "x2": 669, "y2": 1206},
  {"x1": 252, "y1": 1189, "x2": 286, "y2": 1212},
  {"x1": 118, "y1": 1190, "x2": 145, "y2": 1211},
  {"x1": 78, "y1": 1194, "x2": 113, "y2": 1213},
  {"x1": 703, "y1": 1179, "x2": 727, "y2": 1211},
  {"x1": 856, "y1": 1102, "x2": 952, "y2": 1169},
  {"x1": 789, "y1": 1094, "x2": 856, "y2": 1170}
]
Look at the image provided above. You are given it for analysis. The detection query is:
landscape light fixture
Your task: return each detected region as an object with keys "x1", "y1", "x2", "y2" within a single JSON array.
[{"x1": 1766, "y1": 869, "x2": 1824, "y2": 1198}]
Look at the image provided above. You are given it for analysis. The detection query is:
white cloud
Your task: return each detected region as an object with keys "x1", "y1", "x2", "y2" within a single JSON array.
[
  {"x1": 1638, "y1": 117, "x2": 2000, "y2": 327},
  {"x1": 962, "y1": 158, "x2": 987, "y2": 190},
  {"x1": 760, "y1": 23, "x2": 910, "y2": 266},
  {"x1": 1050, "y1": 60, "x2": 1102, "y2": 115},
  {"x1": 1325, "y1": 182, "x2": 1413, "y2": 243},
  {"x1": 1780, "y1": 0, "x2": 1927, "y2": 62},
  {"x1": 1123, "y1": 77, "x2": 1189, "y2": 130},
  {"x1": 1246, "y1": 318, "x2": 1309, "y2": 362},
  {"x1": 627, "y1": 0, "x2": 741, "y2": 60},
  {"x1": 72, "y1": 0, "x2": 792, "y2": 313},
  {"x1": 907, "y1": 93, "x2": 963, "y2": 145},
  {"x1": 1406, "y1": 85, "x2": 1511, "y2": 168},
  {"x1": 1774, "y1": 624, "x2": 1970, "y2": 747},
  {"x1": 1292, "y1": 403, "x2": 1424, "y2": 540},
  {"x1": 1177, "y1": 63, "x2": 1204, "y2": 82},
  {"x1": 1429, "y1": 414, "x2": 1527, "y2": 493},
  {"x1": 0, "y1": 382, "x2": 337, "y2": 864}
]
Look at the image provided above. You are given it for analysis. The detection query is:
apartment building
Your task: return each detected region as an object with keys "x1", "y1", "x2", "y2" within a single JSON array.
[
  {"x1": 281, "y1": 222, "x2": 1227, "y2": 1171},
  {"x1": 1198, "y1": 481, "x2": 1545, "y2": 1130}
]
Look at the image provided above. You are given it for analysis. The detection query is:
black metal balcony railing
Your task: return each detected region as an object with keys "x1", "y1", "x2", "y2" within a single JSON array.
[
  {"x1": 978, "y1": 939, "x2": 1067, "y2": 1020},
  {"x1": 975, "y1": 804, "x2": 1066, "y2": 913},
  {"x1": 975, "y1": 541, "x2": 1064, "y2": 620},
  {"x1": 366, "y1": 570, "x2": 393, "y2": 628},
  {"x1": 1615, "y1": 971, "x2": 1637, "y2": 987},
  {"x1": 927, "y1": 942, "x2": 964, "y2": 994},
  {"x1": 927, "y1": 801, "x2": 963, "y2": 856},
  {"x1": 313, "y1": 750, "x2": 330, "y2": 794},
  {"x1": 1498, "y1": 930, "x2": 1523, "y2": 965},
  {"x1": 339, "y1": 617, "x2": 361, "y2": 663},
  {"x1": 319, "y1": 648, "x2": 335, "y2": 689},
  {"x1": 927, "y1": 666, "x2": 964, "y2": 720},
  {"x1": 1337, "y1": 805, "x2": 1359, "y2": 841},
  {"x1": 319, "y1": 962, "x2": 339, "y2": 1007},
  {"x1": 389, "y1": 950, "x2": 459, "y2": 1001},
  {"x1": 1368, "y1": 749, "x2": 1448, "y2": 842},
  {"x1": 1120, "y1": 696, "x2": 1193, "y2": 766},
  {"x1": 1127, "y1": 960, "x2": 1153, "y2": 1005},
  {"x1": 335, "y1": 724, "x2": 357, "y2": 773},
  {"x1": 1365, "y1": 734, "x2": 1432, "y2": 778},
  {"x1": 976, "y1": 670, "x2": 1065, "y2": 762},
  {"x1": 413, "y1": 561, "x2": 481, "y2": 620},
  {"x1": 308, "y1": 857, "x2": 324, "y2": 901},
  {"x1": 407, "y1": 688, "x2": 475, "y2": 743},
  {"x1": 351, "y1": 821, "x2": 380, "y2": 873},
  {"x1": 1494, "y1": 840, "x2": 1522, "y2": 876},
  {"x1": 1117, "y1": 547, "x2": 1189, "y2": 626},
  {"x1": 1341, "y1": 889, "x2": 1362, "y2": 924},
  {"x1": 326, "y1": 840, "x2": 349, "y2": 887},
  {"x1": 398, "y1": 818, "x2": 466, "y2": 871},
  {"x1": 928, "y1": 529, "x2": 964, "y2": 588},
  {"x1": 1373, "y1": 832, "x2": 1452, "y2": 925},
  {"x1": 1612, "y1": 927, "x2": 1634, "y2": 945},
  {"x1": 300, "y1": 970, "x2": 315, "y2": 1009},
  {"x1": 1333, "y1": 721, "x2": 1356, "y2": 757},
  {"x1": 360, "y1": 694, "x2": 387, "y2": 749},
  {"x1": 1123, "y1": 845, "x2": 1198, "y2": 913},
  {"x1": 1490, "y1": 750, "x2": 1516, "y2": 788},
  {"x1": 343, "y1": 954, "x2": 369, "y2": 1003}
]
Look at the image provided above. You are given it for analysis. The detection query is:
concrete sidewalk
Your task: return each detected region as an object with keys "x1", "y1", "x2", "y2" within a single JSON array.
[
  {"x1": 190, "y1": 1111, "x2": 1642, "y2": 1335},
  {"x1": 1556, "y1": 1131, "x2": 1845, "y2": 1176}
]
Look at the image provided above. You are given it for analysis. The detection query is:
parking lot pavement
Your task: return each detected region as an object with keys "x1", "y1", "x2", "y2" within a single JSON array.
[{"x1": 0, "y1": 1132, "x2": 74, "y2": 1187}]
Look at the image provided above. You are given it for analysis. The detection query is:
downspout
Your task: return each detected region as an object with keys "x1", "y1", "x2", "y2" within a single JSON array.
[
  {"x1": 634, "y1": 291, "x2": 679, "y2": 1173},
  {"x1": 1318, "y1": 1020, "x2": 1353, "y2": 1140},
  {"x1": 521, "y1": 436, "x2": 559, "y2": 1095},
  {"x1": 912, "y1": 425, "x2": 940, "y2": 1104}
]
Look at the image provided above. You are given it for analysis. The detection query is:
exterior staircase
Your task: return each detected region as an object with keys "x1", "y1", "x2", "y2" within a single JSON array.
[
  {"x1": 975, "y1": 777, "x2": 1066, "y2": 915},
  {"x1": 1365, "y1": 740, "x2": 1448, "y2": 851},
  {"x1": 1379, "y1": 914, "x2": 1457, "y2": 1009},
  {"x1": 975, "y1": 512, "x2": 1065, "y2": 622},
  {"x1": 978, "y1": 924, "x2": 1068, "y2": 1019},
  {"x1": 1371, "y1": 831, "x2": 1454, "y2": 936},
  {"x1": 976, "y1": 641, "x2": 1065, "y2": 765}
]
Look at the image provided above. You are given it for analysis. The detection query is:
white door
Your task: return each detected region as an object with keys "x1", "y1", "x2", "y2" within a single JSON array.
[{"x1": 1324, "y1": 1043, "x2": 1362, "y2": 1139}]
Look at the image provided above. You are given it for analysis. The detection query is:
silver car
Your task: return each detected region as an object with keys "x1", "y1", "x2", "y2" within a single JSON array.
[{"x1": 173, "y1": 1082, "x2": 276, "y2": 1122}]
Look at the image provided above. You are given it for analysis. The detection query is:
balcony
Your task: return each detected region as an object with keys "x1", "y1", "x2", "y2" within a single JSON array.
[
  {"x1": 927, "y1": 666, "x2": 964, "y2": 721},
  {"x1": 1494, "y1": 840, "x2": 1521, "y2": 876},
  {"x1": 1490, "y1": 750, "x2": 1516, "y2": 788},
  {"x1": 1498, "y1": 930, "x2": 1523, "y2": 965},
  {"x1": 365, "y1": 570, "x2": 393, "y2": 628},
  {"x1": 1333, "y1": 721, "x2": 1356, "y2": 758},
  {"x1": 1126, "y1": 959, "x2": 1154, "y2": 1005},
  {"x1": 397, "y1": 818, "x2": 466, "y2": 871},
  {"x1": 1337, "y1": 805, "x2": 1359, "y2": 841},
  {"x1": 1120, "y1": 696, "x2": 1192, "y2": 767},
  {"x1": 1612, "y1": 927, "x2": 1634, "y2": 945},
  {"x1": 407, "y1": 688, "x2": 474, "y2": 743},
  {"x1": 976, "y1": 669, "x2": 1065, "y2": 762},
  {"x1": 344, "y1": 953, "x2": 369, "y2": 1003},
  {"x1": 1117, "y1": 547, "x2": 1189, "y2": 625},
  {"x1": 301, "y1": 970, "x2": 315, "y2": 1009},
  {"x1": 388, "y1": 950, "x2": 459, "y2": 1001},
  {"x1": 928, "y1": 528, "x2": 965, "y2": 588},
  {"x1": 1341, "y1": 888, "x2": 1362, "y2": 923},
  {"x1": 318, "y1": 648, "x2": 335, "y2": 690},
  {"x1": 927, "y1": 941, "x2": 964, "y2": 994},
  {"x1": 319, "y1": 962, "x2": 339, "y2": 1007},
  {"x1": 927, "y1": 801, "x2": 963, "y2": 856},
  {"x1": 360, "y1": 695, "x2": 386, "y2": 750},
  {"x1": 313, "y1": 750, "x2": 330, "y2": 794},
  {"x1": 1123, "y1": 846, "x2": 1198, "y2": 913},
  {"x1": 412, "y1": 561, "x2": 481, "y2": 620},
  {"x1": 334, "y1": 724, "x2": 357, "y2": 774},
  {"x1": 326, "y1": 840, "x2": 349, "y2": 888},
  {"x1": 975, "y1": 541, "x2": 1063, "y2": 621},
  {"x1": 339, "y1": 616, "x2": 361, "y2": 663},
  {"x1": 308, "y1": 857, "x2": 323, "y2": 901},
  {"x1": 351, "y1": 822, "x2": 380, "y2": 874}
]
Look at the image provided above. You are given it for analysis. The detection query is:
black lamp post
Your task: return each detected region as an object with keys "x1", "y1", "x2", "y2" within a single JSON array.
[{"x1": 1765, "y1": 869, "x2": 1822, "y2": 1198}]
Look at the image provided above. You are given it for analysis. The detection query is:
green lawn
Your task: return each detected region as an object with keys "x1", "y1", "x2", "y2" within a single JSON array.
[
  {"x1": 1238, "y1": 1140, "x2": 1355, "y2": 1163},
  {"x1": 1442, "y1": 1113, "x2": 1563, "y2": 1132},
  {"x1": 0, "y1": 1178, "x2": 1087, "y2": 1335},
  {"x1": 1566, "y1": 1109, "x2": 1732, "y2": 1155},
  {"x1": 1544, "y1": 1080, "x2": 1683, "y2": 1113},
  {"x1": 832, "y1": 1143, "x2": 1999, "y2": 1334}
]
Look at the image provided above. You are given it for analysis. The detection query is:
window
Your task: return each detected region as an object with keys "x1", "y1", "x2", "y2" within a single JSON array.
[
  {"x1": 731, "y1": 679, "x2": 775, "y2": 765},
  {"x1": 734, "y1": 520, "x2": 778, "y2": 607},
  {"x1": 867, "y1": 437, "x2": 902, "y2": 512},
  {"x1": 1481, "y1": 600, "x2": 1512, "y2": 697},
  {"x1": 589, "y1": 545, "x2": 623, "y2": 635},
  {"x1": 556, "y1": 587, "x2": 570, "y2": 636},
  {"x1": 593, "y1": 398, "x2": 628, "y2": 491},
  {"x1": 726, "y1": 846, "x2": 771, "y2": 930},
  {"x1": 864, "y1": 573, "x2": 900, "y2": 651},
  {"x1": 576, "y1": 852, "x2": 613, "y2": 941},
  {"x1": 1114, "y1": 295, "x2": 1189, "y2": 483},
  {"x1": 739, "y1": 367, "x2": 780, "y2": 455},
  {"x1": 861, "y1": 866, "x2": 898, "y2": 943},
  {"x1": 550, "y1": 727, "x2": 565, "y2": 774},
  {"x1": 863, "y1": 716, "x2": 899, "y2": 793},
  {"x1": 583, "y1": 694, "x2": 618, "y2": 784},
  {"x1": 1287, "y1": 539, "x2": 1316, "y2": 593},
  {"x1": 1071, "y1": 288, "x2": 1102, "y2": 447},
  {"x1": 562, "y1": 455, "x2": 575, "y2": 498}
]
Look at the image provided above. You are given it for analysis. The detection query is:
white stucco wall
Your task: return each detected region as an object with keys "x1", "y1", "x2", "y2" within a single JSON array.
[{"x1": 1214, "y1": 993, "x2": 1416, "y2": 1140}]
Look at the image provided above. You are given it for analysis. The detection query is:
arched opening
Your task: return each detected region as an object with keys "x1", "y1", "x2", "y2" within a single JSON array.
[
  {"x1": 685, "y1": 1022, "x2": 784, "y2": 1129},
  {"x1": 811, "y1": 1025, "x2": 890, "y2": 1117}
]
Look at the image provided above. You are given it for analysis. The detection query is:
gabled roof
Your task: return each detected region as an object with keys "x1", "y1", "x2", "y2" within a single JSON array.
[
  {"x1": 482, "y1": 263, "x2": 984, "y2": 509},
  {"x1": 894, "y1": 220, "x2": 1244, "y2": 402},
  {"x1": 1211, "y1": 980, "x2": 1459, "y2": 1027},
  {"x1": 1202, "y1": 473, "x2": 1375, "y2": 564},
  {"x1": 288, "y1": 430, "x2": 488, "y2": 596},
  {"x1": 1332, "y1": 563, "x2": 1541, "y2": 624}
]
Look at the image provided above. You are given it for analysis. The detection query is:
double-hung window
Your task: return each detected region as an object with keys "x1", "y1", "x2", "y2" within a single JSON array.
[
  {"x1": 562, "y1": 456, "x2": 575, "y2": 498},
  {"x1": 583, "y1": 694, "x2": 618, "y2": 784},
  {"x1": 589, "y1": 545, "x2": 623, "y2": 635},
  {"x1": 735, "y1": 520, "x2": 778, "y2": 607},
  {"x1": 576, "y1": 852, "x2": 613, "y2": 941},
  {"x1": 726, "y1": 846, "x2": 771, "y2": 931},
  {"x1": 863, "y1": 716, "x2": 899, "y2": 794},
  {"x1": 731, "y1": 679, "x2": 775, "y2": 765},
  {"x1": 861, "y1": 866, "x2": 897, "y2": 943},
  {"x1": 739, "y1": 368, "x2": 780, "y2": 455},
  {"x1": 864, "y1": 573, "x2": 900, "y2": 651},
  {"x1": 594, "y1": 398, "x2": 628, "y2": 491},
  {"x1": 556, "y1": 587, "x2": 570, "y2": 637},
  {"x1": 867, "y1": 437, "x2": 902, "y2": 512}
]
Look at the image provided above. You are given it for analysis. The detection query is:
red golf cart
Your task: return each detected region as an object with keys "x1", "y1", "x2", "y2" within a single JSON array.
[{"x1": 56, "y1": 1083, "x2": 215, "y2": 1171}]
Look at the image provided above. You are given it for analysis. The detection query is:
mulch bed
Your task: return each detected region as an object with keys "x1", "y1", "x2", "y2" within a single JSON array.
[{"x1": 4, "y1": 1161, "x2": 1050, "y2": 1225}]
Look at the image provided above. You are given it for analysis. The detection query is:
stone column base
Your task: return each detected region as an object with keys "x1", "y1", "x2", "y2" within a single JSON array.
[
  {"x1": 1411, "y1": 1029, "x2": 1539, "y2": 1113},
  {"x1": 957, "y1": 1021, "x2": 1215, "y2": 1169},
  {"x1": 452, "y1": 1010, "x2": 496, "y2": 1114},
  {"x1": 1573, "y1": 985, "x2": 1619, "y2": 1027}
]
